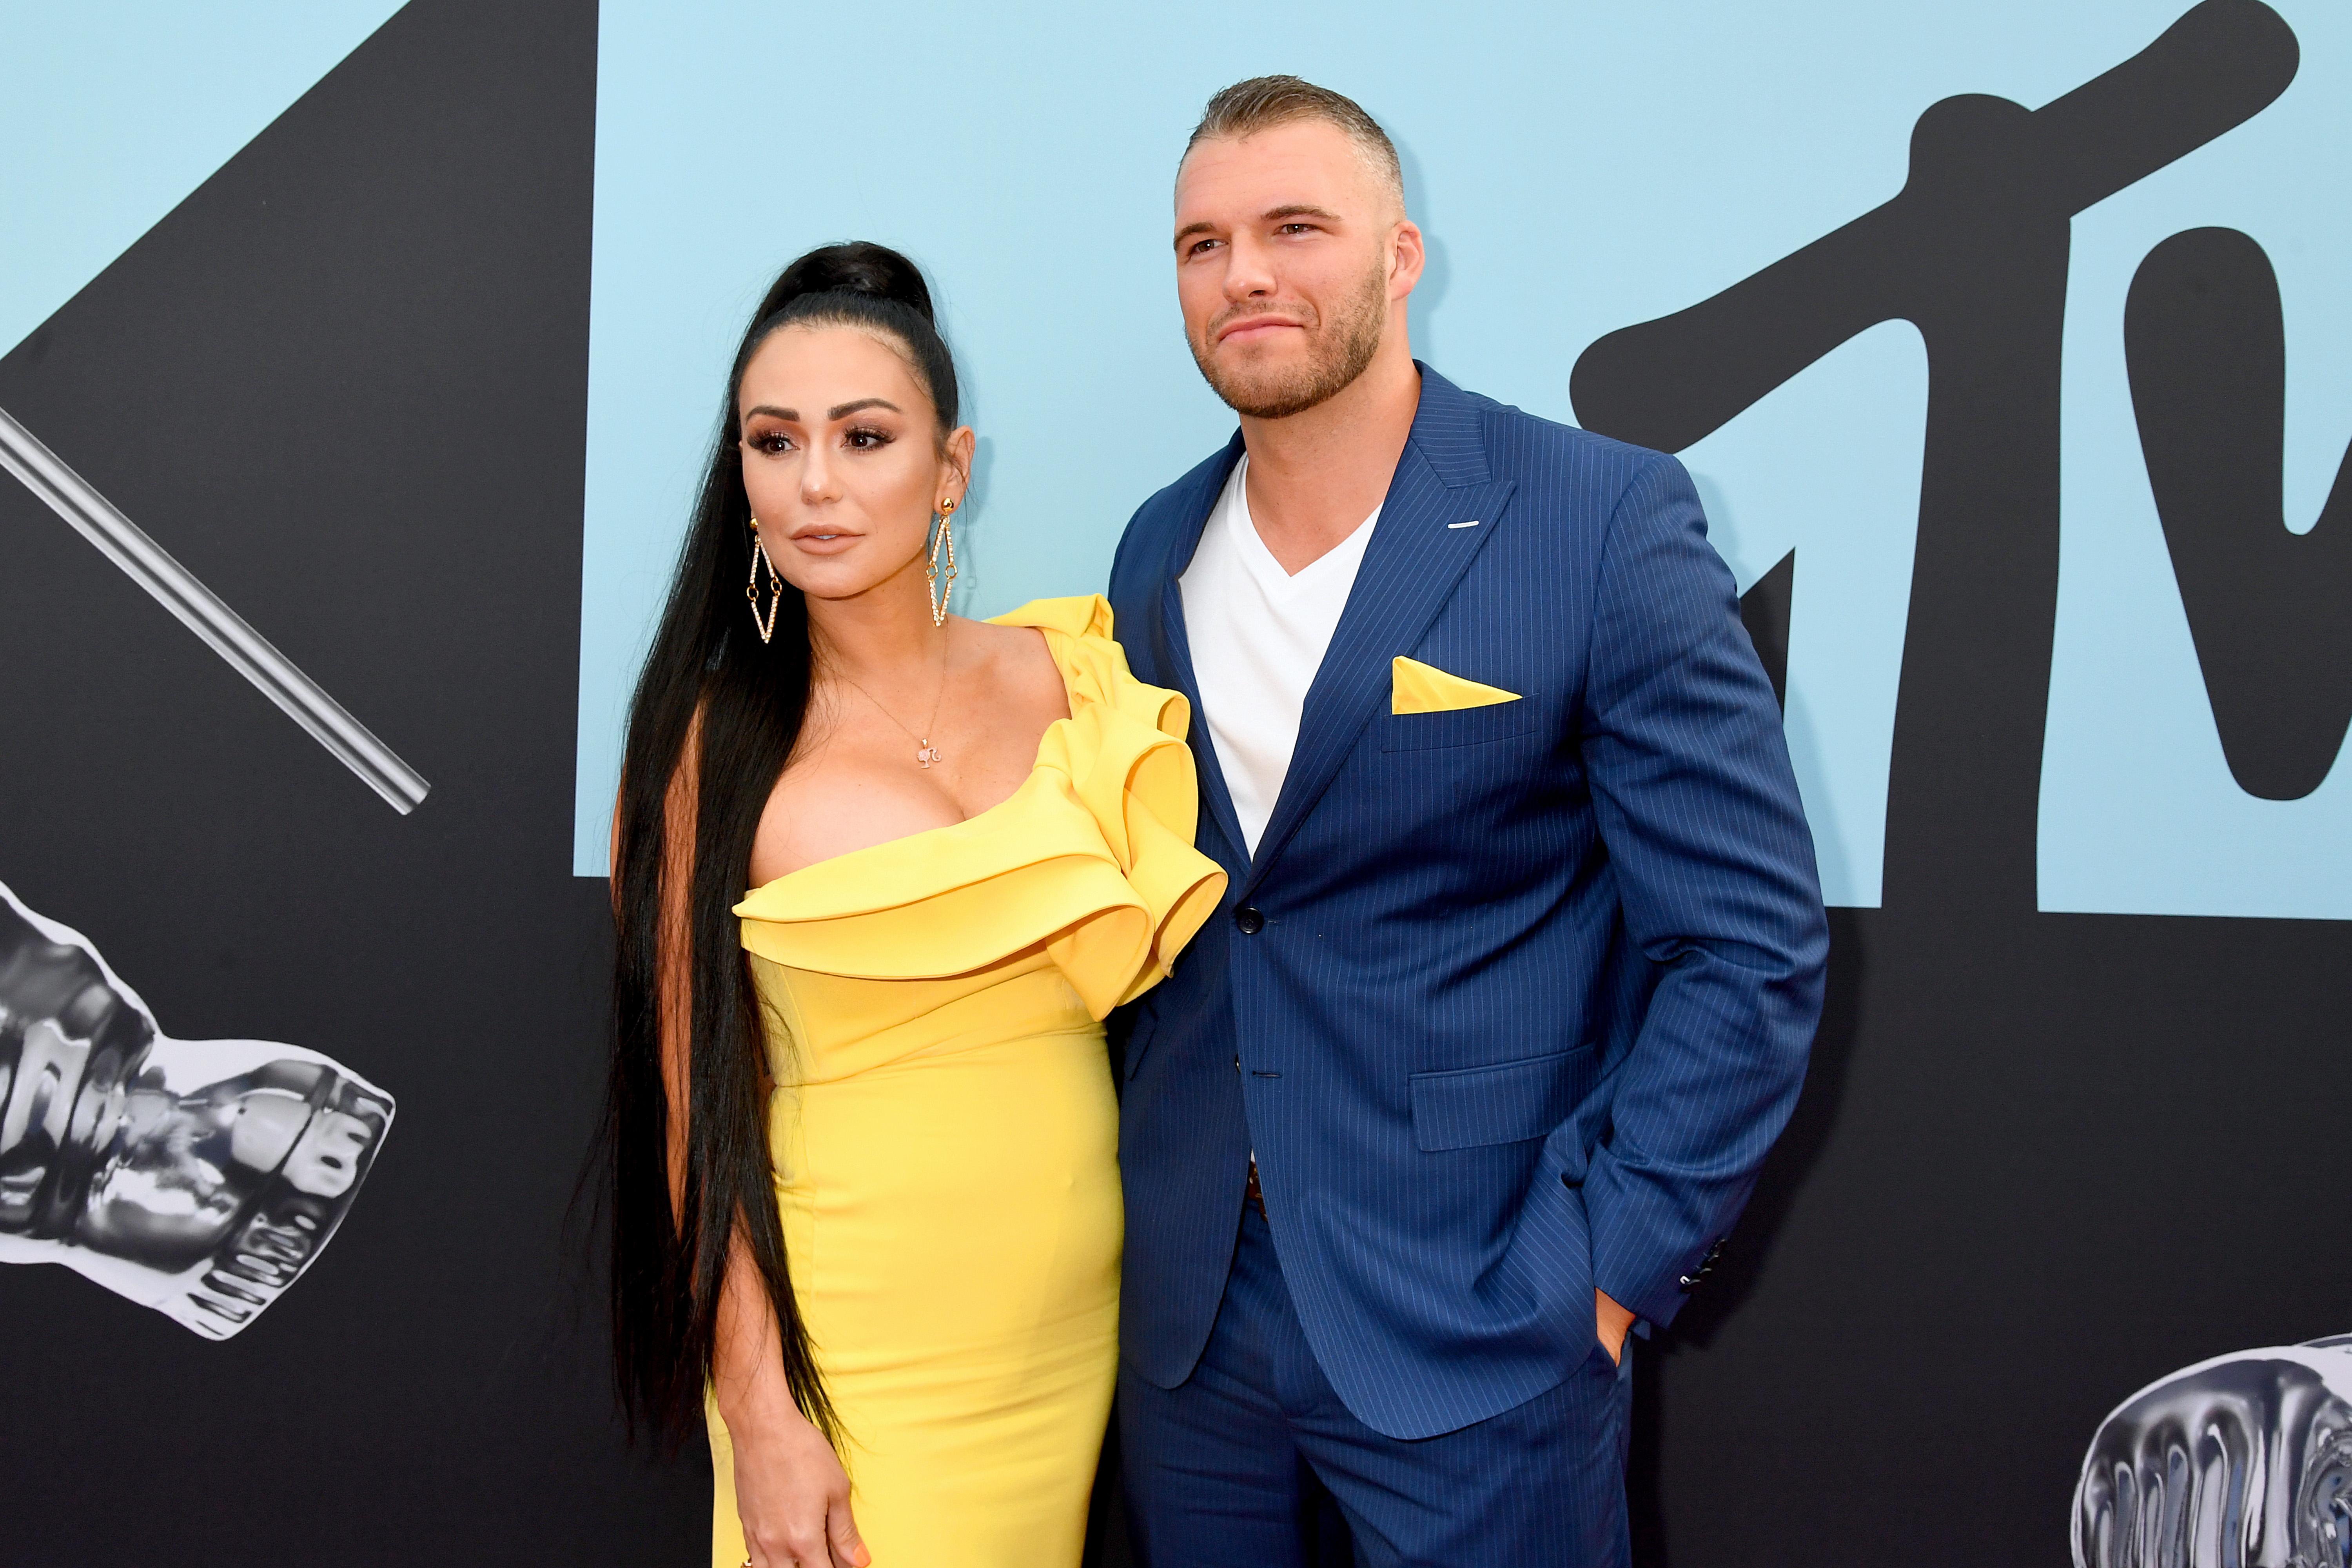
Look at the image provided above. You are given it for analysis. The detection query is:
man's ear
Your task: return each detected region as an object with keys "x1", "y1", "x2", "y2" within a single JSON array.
[{"x1": 1390, "y1": 220, "x2": 1427, "y2": 298}]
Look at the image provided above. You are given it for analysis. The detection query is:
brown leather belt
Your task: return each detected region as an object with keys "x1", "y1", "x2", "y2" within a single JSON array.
[{"x1": 1245, "y1": 1156, "x2": 1267, "y2": 1220}]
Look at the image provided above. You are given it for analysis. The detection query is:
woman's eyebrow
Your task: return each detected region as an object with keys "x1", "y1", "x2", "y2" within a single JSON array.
[{"x1": 741, "y1": 397, "x2": 902, "y2": 425}]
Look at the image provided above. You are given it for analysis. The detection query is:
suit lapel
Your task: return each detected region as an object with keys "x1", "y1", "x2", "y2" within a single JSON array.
[
  {"x1": 1242, "y1": 369, "x2": 1517, "y2": 895},
  {"x1": 1138, "y1": 434, "x2": 1249, "y2": 873}
]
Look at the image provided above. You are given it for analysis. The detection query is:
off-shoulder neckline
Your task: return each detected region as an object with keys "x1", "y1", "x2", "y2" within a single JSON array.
[{"x1": 741, "y1": 619, "x2": 1085, "y2": 897}]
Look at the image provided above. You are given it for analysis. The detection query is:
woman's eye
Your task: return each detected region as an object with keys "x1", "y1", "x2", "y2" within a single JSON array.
[
  {"x1": 747, "y1": 431, "x2": 793, "y2": 454},
  {"x1": 845, "y1": 426, "x2": 892, "y2": 450}
]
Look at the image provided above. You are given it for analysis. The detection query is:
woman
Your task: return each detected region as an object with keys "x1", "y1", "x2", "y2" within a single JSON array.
[{"x1": 604, "y1": 241, "x2": 1223, "y2": 1568}]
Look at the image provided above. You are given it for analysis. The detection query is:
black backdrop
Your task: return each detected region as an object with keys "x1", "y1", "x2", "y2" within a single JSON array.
[
  {"x1": 2, "y1": 3, "x2": 2345, "y2": 1565},
  {"x1": 0, "y1": 3, "x2": 697, "y2": 1562}
]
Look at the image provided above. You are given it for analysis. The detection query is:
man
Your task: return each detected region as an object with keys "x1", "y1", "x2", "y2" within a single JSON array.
[{"x1": 1106, "y1": 77, "x2": 1829, "y2": 1565}]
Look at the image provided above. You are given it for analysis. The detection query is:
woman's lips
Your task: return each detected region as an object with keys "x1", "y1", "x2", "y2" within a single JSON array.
[{"x1": 786, "y1": 528, "x2": 862, "y2": 554}]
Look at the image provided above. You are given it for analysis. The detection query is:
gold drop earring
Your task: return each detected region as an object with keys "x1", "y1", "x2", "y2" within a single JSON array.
[
  {"x1": 746, "y1": 516, "x2": 782, "y2": 644},
  {"x1": 926, "y1": 497, "x2": 959, "y2": 629}
]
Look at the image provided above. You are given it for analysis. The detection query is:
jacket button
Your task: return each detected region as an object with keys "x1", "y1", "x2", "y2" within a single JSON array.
[{"x1": 1234, "y1": 906, "x2": 1265, "y2": 935}]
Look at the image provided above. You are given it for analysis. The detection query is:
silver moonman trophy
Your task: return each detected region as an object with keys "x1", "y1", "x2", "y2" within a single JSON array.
[
  {"x1": 0, "y1": 877, "x2": 394, "y2": 1338},
  {"x1": 2073, "y1": 1335, "x2": 2352, "y2": 1567}
]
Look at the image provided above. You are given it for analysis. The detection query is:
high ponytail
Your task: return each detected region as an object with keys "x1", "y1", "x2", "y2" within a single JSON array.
[
  {"x1": 601, "y1": 240, "x2": 956, "y2": 1450},
  {"x1": 738, "y1": 240, "x2": 960, "y2": 433}
]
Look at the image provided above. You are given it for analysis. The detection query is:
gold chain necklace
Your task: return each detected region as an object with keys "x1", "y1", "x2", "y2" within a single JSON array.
[{"x1": 833, "y1": 628, "x2": 950, "y2": 769}]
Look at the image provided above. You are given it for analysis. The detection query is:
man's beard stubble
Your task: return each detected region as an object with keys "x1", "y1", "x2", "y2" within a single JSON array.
[{"x1": 1189, "y1": 257, "x2": 1390, "y2": 421}]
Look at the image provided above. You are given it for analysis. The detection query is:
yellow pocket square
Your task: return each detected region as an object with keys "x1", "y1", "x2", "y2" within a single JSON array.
[{"x1": 1391, "y1": 657, "x2": 1522, "y2": 714}]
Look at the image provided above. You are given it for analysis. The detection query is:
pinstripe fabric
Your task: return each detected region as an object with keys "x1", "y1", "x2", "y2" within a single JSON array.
[
  {"x1": 1120, "y1": 1208, "x2": 1632, "y2": 1568},
  {"x1": 1107, "y1": 365, "x2": 1828, "y2": 1443}
]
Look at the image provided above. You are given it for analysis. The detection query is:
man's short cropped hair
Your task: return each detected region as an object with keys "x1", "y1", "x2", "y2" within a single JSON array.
[{"x1": 1183, "y1": 75, "x2": 1405, "y2": 211}]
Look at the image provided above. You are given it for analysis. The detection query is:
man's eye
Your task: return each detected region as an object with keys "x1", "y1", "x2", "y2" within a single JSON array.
[{"x1": 1187, "y1": 238, "x2": 1222, "y2": 257}]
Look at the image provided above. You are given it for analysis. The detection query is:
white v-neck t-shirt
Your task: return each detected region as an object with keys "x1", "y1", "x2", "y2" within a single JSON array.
[{"x1": 1179, "y1": 455, "x2": 1381, "y2": 856}]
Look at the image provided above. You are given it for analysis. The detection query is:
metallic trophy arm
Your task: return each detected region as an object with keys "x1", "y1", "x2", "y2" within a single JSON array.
[{"x1": 0, "y1": 878, "x2": 395, "y2": 1339}]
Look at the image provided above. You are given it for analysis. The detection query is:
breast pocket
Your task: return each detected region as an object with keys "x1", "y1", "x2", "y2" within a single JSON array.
[
  {"x1": 1379, "y1": 701, "x2": 1545, "y2": 753},
  {"x1": 1409, "y1": 1046, "x2": 1591, "y2": 1152}
]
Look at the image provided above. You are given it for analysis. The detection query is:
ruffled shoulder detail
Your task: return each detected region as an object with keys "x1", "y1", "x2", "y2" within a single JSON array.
[
  {"x1": 991, "y1": 593, "x2": 1115, "y2": 642},
  {"x1": 732, "y1": 595, "x2": 1225, "y2": 1017},
  {"x1": 994, "y1": 595, "x2": 1192, "y2": 739}
]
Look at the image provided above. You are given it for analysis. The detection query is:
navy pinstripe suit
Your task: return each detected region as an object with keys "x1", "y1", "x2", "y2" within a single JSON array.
[{"x1": 1107, "y1": 366, "x2": 1827, "y2": 1564}]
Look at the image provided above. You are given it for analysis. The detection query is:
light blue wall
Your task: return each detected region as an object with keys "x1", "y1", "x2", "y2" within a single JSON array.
[
  {"x1": 0, "y1": 3, "x2": 408, "y2": 359},
  {"x1": 575, "y1": 0, "x2": 2350, "y2": 919}
]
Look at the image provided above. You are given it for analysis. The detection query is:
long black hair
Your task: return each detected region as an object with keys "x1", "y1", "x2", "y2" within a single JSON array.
[{"x1": 603, "y1": 241, "x2": 961, "y2": 1447}]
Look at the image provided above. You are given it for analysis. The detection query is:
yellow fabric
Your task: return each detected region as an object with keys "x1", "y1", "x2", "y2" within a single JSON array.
[
  {"x1": 1390, "y1": 654, "x2": 1522, "y2": 714},
  {"x1": 706, "y1": 595, "x2": 1224, "y2": 1568}
]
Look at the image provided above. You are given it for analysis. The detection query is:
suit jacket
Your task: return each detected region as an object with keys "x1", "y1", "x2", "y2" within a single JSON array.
[{"x1": 1105, "y1": 364, "x2": 1828, "y2": 1441}]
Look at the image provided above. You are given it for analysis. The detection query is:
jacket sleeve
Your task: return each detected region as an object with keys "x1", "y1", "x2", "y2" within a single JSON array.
[
  {"x1": 1101, "y1": 491, "x2": 1164, "y2": 1081},
  {"x1": 1106, "y1": 494, "x2": 1155, "y2": 630},
  {"x1": 1568, "y1": 452, "x2": 1829, "y2": 1329}
]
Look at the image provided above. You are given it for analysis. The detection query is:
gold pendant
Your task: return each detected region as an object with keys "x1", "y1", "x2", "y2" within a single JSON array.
[{"x1": 916, "y1": 742, "x2": 941, "y2": 769}]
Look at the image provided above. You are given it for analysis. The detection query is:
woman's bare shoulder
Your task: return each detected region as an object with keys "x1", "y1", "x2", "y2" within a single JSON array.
[{"x1": 960, "y1": 615, "x2": 1068, "y2": 711}]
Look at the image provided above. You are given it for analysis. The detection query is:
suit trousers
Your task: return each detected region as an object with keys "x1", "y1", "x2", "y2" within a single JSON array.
[{"x1": 1118, "y1": 1202, "x2": 1633, "y2": 1567}]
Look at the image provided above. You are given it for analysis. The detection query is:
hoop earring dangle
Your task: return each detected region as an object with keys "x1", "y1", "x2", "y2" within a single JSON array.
[
  {"x1": 746, "y1": 516, "x2": 783, "y2": 645},
  {"x1": 926, "y1": 497, "x2": 959, "y2": 629}
]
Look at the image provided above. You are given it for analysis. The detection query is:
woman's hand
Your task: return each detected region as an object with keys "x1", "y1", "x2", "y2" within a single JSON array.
[{"x1": 732, "y1": 1402, "x2": 869, "y2": 1568}]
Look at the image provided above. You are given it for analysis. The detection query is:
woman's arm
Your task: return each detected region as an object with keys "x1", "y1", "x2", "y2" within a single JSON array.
[
  {"x1": 712, "y1": 1237, "x2": 866, "y2": 1567},
  {"x1": 624, "y1": 725, "x2": 869, "y2": 1568}
]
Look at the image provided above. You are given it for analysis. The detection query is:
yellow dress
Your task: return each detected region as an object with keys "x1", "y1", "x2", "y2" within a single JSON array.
[{"x1": 706, "y1": 596, "x2": 1225, "y2": 1568}]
